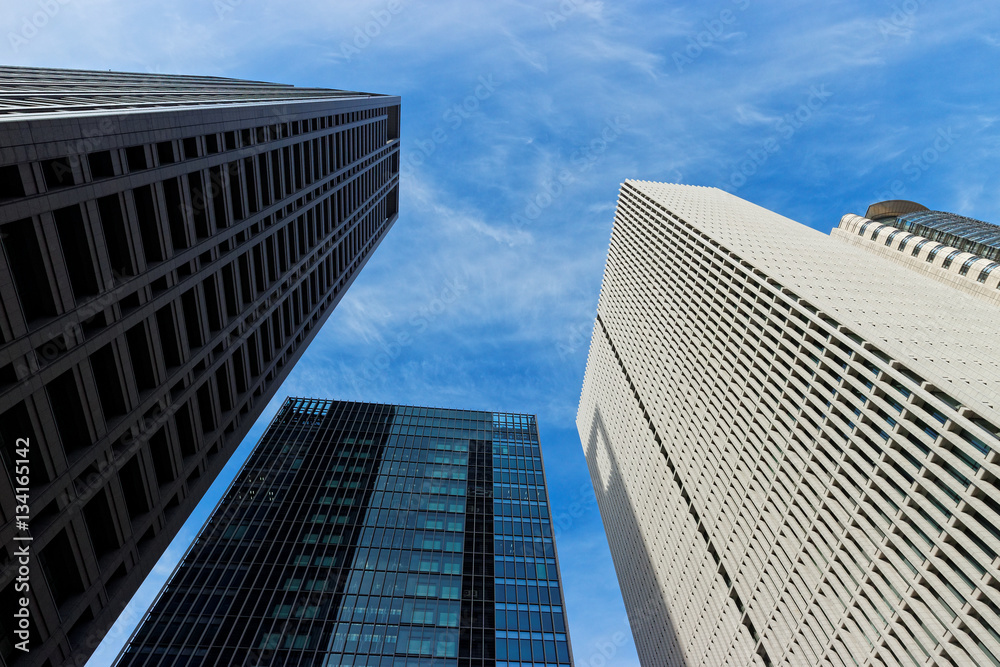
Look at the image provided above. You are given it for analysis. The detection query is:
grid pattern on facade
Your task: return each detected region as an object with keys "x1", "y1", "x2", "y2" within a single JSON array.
[
  {"x1": 0, "y1": 67, "x2": 386, "y2": 118},
  {"x1": 0, "y1": 70, "x2": 400, "y2": 667},
  {"x1": 116, "y1": 399, "x2": 573, "y2": 667},
  {"x1": 578, "y1": 181, "x2": 1000, "y2": 667}
]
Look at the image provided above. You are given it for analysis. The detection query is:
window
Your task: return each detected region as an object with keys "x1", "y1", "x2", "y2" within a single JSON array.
[
  {"x1": 941, "y1": 249, "x2": 963, "y2": 269},
  {"x1": 977, "y1": 262, "x2": 998, "y2": 283},
  {"x1": 911, "y1": 239, "x2": 931, "y2": 257},
  {"x1": 1, "y1": 217, "x2": 57, "y2": 322},
  {"x1": 125, "y1": 145, "x2": 148, "y2": 171},
  {"x1": 884, "y1": 229, "x2": 904, "y2": 246},
  {"x1": 41, "y1": 157, "x2": 75, "y2": 189},
  {"x1": 88, "y1": 151, "x2": 115, "y2": 179},
  {"x1": 0, "y1": 164, "x2": 25, "y2": 199},
  {"x1": 958, "y1": 256, "x2": 980, "y2": 276}
]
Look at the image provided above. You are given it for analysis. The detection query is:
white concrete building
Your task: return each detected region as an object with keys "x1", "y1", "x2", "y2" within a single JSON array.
[{"x1": 578, "y1": 181, "x2": 1000, "y2": 666}]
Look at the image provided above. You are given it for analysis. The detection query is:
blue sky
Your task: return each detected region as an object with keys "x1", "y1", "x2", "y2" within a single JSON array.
[{"x1": 6, "y1": 0, "x2": 1000, "y2": 664}]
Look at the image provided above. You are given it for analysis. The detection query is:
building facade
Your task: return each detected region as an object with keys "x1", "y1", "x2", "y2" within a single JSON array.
[
  {"x1": 578, "y1": 181, "x2": 1000, "y2": 666},
  {"x1": 115, "y1": 398, "x2": 573, "y2": 667},
  {"x1": 0, "y1": 67, "x2": 400, "y2": 666}
]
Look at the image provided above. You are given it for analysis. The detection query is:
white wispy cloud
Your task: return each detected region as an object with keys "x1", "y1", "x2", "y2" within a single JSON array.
[{"x1": 42, "y1": 1, "x2": 1000, "y2": 665}]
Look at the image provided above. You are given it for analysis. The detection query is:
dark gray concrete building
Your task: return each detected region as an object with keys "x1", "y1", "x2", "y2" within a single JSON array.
[
  {"x1": 116, "y1": 398, "x2": 574, "y2": 667},
  {"x1": 0, "y1": 67, "x2": 400, "y2": 667}
]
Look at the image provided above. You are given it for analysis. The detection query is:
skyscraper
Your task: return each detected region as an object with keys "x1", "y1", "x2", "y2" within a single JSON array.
[
  {"x1": 578, "y1": 181, "x2": 1000, "y2": 666},
  {"x1": 116, "y1": 398, "x2": 574, "y2": 666},
  {"x1": 0, "y1": 67, "x2": 400, "y2": 666}
]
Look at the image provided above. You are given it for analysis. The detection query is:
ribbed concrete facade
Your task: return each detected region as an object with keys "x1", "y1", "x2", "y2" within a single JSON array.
[
  {"x1": 0, "y1": 67, "x2": 400, "y2": 667},
  {"x1": 578, "y1": 181, "x2": 1000, "y2": 666}
]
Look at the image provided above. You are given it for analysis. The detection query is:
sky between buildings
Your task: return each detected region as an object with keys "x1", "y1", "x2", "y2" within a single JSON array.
[{"x1": 5, "y1": 0, "x2": 1000, "y2": 665}]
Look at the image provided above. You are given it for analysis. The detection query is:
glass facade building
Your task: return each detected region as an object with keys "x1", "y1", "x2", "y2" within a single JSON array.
[{"x1": 117, "y1": 398, "x2": 573, "y2": 666}]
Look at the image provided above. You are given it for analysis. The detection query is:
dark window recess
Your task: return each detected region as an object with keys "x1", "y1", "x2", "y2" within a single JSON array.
[
  {"x1": 252, "y1": 243, "x2": 267, "y2": 291},
  {"x1": 237, "y1": 253, "x2": 253, "y2": 306},
  {"x1": 149, "y1": 428, "x2": 175, "y2": 486},
  {"x1": 270, "y1": 310, "x2": 283, "y2": 350},
  {"x1": 126, "y1": 322, "x2": 157, "y2": 393},
  {"x1": 47, "y1": 369, "x2": 91, "y2": 456},
  {"x1": 38, "y1": 530, "x2": 85, "y2": 606},
  {"x1": 0, "y1": 164, "x2": 26, "y2": 199},
  {"x1": 232, "y1": 346, "x2": 248, "y2": 394},
  {"x1": 260, "y1": 320, "x2": 273, "y2": 363},
  {"x1": 209, "y1": 165, "x2": 227, "y2": 229},
  {"x1": 151, "y1": 275, "x2": 169, "y2": 295},
  {"x1": 224, "y1": 131, "x2": 238, "y2": 151},
  {"x1": 188, "y1": 171, "x2": 210, "y2": 238},
  {"x1": 107, "y1": 563, "x2": 128, "y2": 596},
  {"x1": 155, "y1": 305, "x2": 183, "y2": 369},
  {"x1": 0, "y1": 363, "x2": 15, "y2": 387},
  {"x1": 221, "y1": 264, "x2": 239, "y2": 320},
  {"x1": 41, "y1": 157, "x2": 75, "y2": 189},
  {"x1": 282, "y1": 146, "x2": 293, "y2": 191},
  {"x1": 292, "y1": 143, "x2": 303, "y2": 189},
  {"x1": 387, "y1": 185, "x2": 399, "y2": 218},
  {"x1": 88, "y1": 151, "x2": 115, "y2": 180},
  {"x1": 119, "y1": 291, "x2": 141, "y2": 316},
  {"x1": 265, "y1": 236, "x2": 278, "y2": 282},
  {"x1": 215, "y1": 365, "x2": 233, "y2": 413},
  {"x1": 119, "y1": 455, "x2": 150, "y2": 519},
  {"x1": 203, "y1": 275, "x2": 223, "y2": 333},
  {"x1": 270, "y1": 149, "x2": 282, "y2": 200},
  {"x1": 83, "y1": 489, "x2": 120, "y2": 560},
  {"x1": 162, "y1": 178, "x2": 188, "y2": 251},
  {"x1": 181, "y1": 288, "x2": 203, "y2": 349},
  {"x1": 174, "y1": 403, "x2": 197, "y2": 458},
  {"x1": 156, "y1": 142, "x2": 175, "y2": 165},
  {"x1": 81, "y1": 309, "x2": 110, "y2": 340},
  {"x1": 243, "y1": 157, "x2": 260, "y2": 214},
  {"x1": 197, "y1": 382, "x2": 216, "y2": 433},
  {"x1": 132, "y1": 185, "x2": 163, "y2": 262},
  {"x1": 257, "y1": 154, "x2": 271, "y2": 208},
  {"x1": 90, "y1": 343, "x2": 127, "y2": 422},
  {"x1": 387, "y1": 104, "x2": 400, "y2": 140},
  {"x1": 96, "y1": 195, "x2": 135, "y2": 277},
  {"x1": 302, "y1": 140, "x2": 313, "y2": 185},
  {"x1": 0, "y1": 401, "x2": 50, "y2": 486},
  {"x1": 227, "y1": 161, "x2": 244, "y2": 221},
  {"x1": 53, "y1": 205, "x2": 100, "y2": 301},
  {"x1": 247, "y1": 332, "x2": 261, "y2": 377},
  {"x1": 1, "y1": 218, "x2": 57, "y2": 322},
  {"x1": 125, "y1": 146, "x2": 148, "y2": 171}
]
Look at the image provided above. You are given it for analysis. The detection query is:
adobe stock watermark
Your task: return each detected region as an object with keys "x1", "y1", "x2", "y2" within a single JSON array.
[
  {"x1": 545, "y1": 0, "x2": 591, "y2": 30},
  {"x1": 337, "y1": 0, "x2": 405, "y2": 61},
  {"x1": 723, "y1": 84, "x2": 833, "y2": 192},
  {"x1": 511, "y1": 115, "x2": 630, "y2": 231},
  {"x1": 550, "y1": 482, "x2": 597, "y2": 539},
  {"x1": 672, "y1": 0, "x2": 751, "y2": 73},
  {"x1": 400, "y1": 75, "x2": 500, "y2": 176},
  {"x1": 30, "y1": 117, "x2": 116, "y2": 189},
  {"x1": 349, "y1": 275, "x2": 468, "y2": 393},
  {"x1": 8, "y1": 0, "x2": 72, "y2": 52},
  {"x1": 872, "y1": 127, "x2": 957, "y2": 202},
  {"x1": 877, "y1": 0, "x2": 928, "y2": 39},
  {"x1": 556, "y1": 321, "x2": 592, "y2": 361}
]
